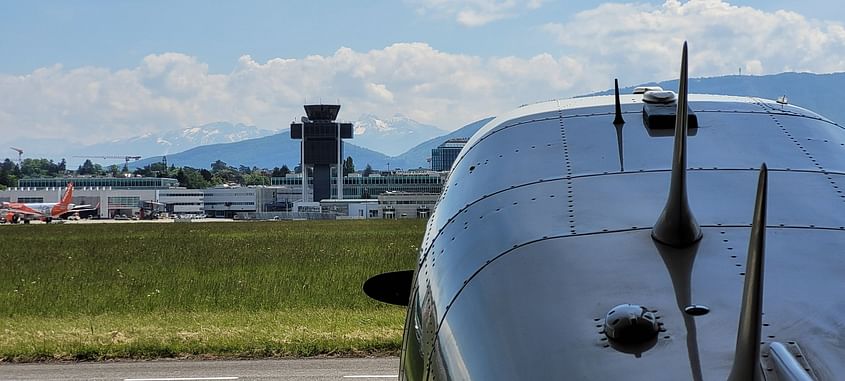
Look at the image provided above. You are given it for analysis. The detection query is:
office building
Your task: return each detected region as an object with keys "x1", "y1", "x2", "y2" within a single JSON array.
[{"x1": 431, "y1": 138, "x2": 468, "y2": 171}]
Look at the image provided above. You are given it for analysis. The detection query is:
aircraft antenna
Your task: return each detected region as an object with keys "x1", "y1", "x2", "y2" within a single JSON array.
[
  {"x1": 612, "y1": 79, "x2": 625, "y2": 171},
  {"x1": 613, "y1": 78, "x2": 625, "y2": 125},
  {"x1": 652, "y1": 42, "x2": 702, "y2": 247},
  {"x1": 727, "y1": 163, "x2": 768, "y2": 381}
]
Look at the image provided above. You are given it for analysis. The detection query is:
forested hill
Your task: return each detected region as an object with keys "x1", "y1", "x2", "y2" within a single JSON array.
[{"x1": 590, "y1": 72, "x2": 845, "y2": 125}]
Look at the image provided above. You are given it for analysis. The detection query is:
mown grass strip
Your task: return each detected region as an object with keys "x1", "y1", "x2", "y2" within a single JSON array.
[
  {"x1": 0, "y1": 309, "x2": 405, "y2": 361},
  {"x1": 0, "y1": 220, "x2": 422, "y2": 361}
]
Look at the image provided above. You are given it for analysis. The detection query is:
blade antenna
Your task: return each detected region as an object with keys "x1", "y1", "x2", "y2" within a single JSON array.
[
  {"x1": 613, "y1": 78, "x2": 626, "y2": 171},
  {"x1": 727, "y1": 163, "x2": 768, "y2": 381},
  {"x1": 613, "y1": 78, "x2": 625, "y2": 125},
  {"x1": 652, "y1": 41, "x2": 702, "y2": 247}
]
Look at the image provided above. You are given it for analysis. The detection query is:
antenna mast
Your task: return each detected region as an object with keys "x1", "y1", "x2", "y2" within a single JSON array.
[{"x1": 9, "y1": 147, "x2": 23, "y2": 168}]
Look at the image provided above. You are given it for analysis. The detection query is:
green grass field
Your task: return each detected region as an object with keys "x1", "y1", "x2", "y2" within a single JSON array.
[{"x1": 0, "y1": 220, "x2": 423, "y2": 361}]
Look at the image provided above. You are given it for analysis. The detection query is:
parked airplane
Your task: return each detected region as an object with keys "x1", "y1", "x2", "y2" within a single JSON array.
[
  {"x1": 1, "y1": 182, "x2": 95, "y2": 223},
  {"x1": 365, "y1": 43, "x2": 844, "y2": 380}
]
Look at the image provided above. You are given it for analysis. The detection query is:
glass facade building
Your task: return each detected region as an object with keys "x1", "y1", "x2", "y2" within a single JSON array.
[
  {"x1": 18, "y1": 177, "x2": 180, "y2": 189},
  {"x1": 16, "y1": 197, "x2": 44, "y2": 203},
  {"x1": 108, "y1": 196, "x2": 141, "y2": 208},
  {"x1": 431, "y1": 138, "x2": 468, "y2": 171},
  {"x1": 271, "y1": 172, "x2": 445, "y2": 200}
]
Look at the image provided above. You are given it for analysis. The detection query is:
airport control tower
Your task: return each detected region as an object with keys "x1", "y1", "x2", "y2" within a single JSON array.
[{"x1": 290, "y1": 104, "x2": 353, "y2": 202}]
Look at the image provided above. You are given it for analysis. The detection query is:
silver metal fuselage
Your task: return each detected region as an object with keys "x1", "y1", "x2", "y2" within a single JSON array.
[{"x1": 401, "y1": 94, "x2": 845, "y2": 380}]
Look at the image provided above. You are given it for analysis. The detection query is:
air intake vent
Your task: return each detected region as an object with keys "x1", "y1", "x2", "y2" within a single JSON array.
[{"x1": 642, "y1": 90, "x2": 698, "y2": 130}]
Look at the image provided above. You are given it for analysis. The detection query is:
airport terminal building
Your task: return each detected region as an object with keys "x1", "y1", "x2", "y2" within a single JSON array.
[
  {"x1": 271, "y1": 170, "x2": 445, "y2": 200},
  {"x1": 0, "y1": 172, "x2": 448, "y2": 220},
  {"x1": 1, "y1": 177, "x2": 204, "y2": 219}
]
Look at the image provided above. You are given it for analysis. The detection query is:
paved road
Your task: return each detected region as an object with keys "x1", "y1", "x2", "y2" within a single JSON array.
[{"x1": 0, "y1": 358, "x2": 399, "y2": 381}]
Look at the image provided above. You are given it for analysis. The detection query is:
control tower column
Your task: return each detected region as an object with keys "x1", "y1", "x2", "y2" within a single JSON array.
[{"x1": 290, "y1": 104, "x2": 353, "y2": 202}]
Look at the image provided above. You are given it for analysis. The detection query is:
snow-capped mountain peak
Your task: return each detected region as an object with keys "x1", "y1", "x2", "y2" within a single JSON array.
[
  {"x1": 350, "y1": 114, "x2": 445, "y2": 156},
  {"x1": 59, "y1": 122, "x2": 277, "y2": 166}
]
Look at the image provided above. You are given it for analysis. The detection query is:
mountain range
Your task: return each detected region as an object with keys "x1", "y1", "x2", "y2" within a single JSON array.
[
  {"x1": 129, "y1": 114, "x2": 473, "y2": 170},
  {"x1": 61, "y1": 122, "x2": 277, "y2": 165},
  {"x1": 352, "y1": 114, "x2": 446, "y2": 156},
  {"x1": 589, "y1": 72, "x2": 845, "y2": 125},
  {"x1": 131, "y1": 116, "x2": 491, "y2": 170},
  {"x1": 49, "y1": 114, "x2": 448, "y2": 169},
  {"x1": 12, "y1": 71, "x2": 845, "y2": 172}
]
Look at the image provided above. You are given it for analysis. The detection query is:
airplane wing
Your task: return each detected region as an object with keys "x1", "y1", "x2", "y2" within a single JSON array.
[
  {"x1": 70, "y1": 203, "x2": 98, "y2": 212},
  {"x1": 59, "y1": 202, "x2": 100, "y2": 216}
]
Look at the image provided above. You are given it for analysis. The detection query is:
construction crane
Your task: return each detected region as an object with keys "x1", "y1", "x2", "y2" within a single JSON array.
[
  {"x1": 9, "y1": 147, "x2": 23, "y2": 168},
  {"x1": 73, "y1": 155, "x2": 142, "y2": 171}
]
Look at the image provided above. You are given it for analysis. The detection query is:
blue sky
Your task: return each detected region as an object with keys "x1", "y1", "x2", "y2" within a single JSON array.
[
  {"x1": 2, "y1": 1, "x2": 839, "y2": 74},
  {"x1": 0, "y1": 1, "x2": 607, "y2": 73},
  {"x1": 2, "y1": 0, "x2": 845, "y2": 151}
]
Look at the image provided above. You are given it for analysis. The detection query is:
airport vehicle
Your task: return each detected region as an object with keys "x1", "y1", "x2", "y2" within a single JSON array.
[
  {"x1": 1, "y1": 182, "x2": 97, "y2": 223},
  {"x1": 365, "y1": 43, "x2": 845, "y2": 379}
]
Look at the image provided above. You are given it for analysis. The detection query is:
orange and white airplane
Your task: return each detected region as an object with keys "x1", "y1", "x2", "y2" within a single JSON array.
[{"x1": 1, "y1": 182, "x2": 96, "y2": 223}]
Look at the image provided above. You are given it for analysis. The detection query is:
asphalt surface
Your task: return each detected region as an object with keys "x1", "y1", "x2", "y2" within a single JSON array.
[{"x1": 0, "y1": 358, "x2": 399, "y2": 381}]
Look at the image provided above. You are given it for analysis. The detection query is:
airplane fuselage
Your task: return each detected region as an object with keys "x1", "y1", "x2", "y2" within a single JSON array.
[
  {"x1": 399, "y1": 94, "x2": 845, "y2": 380},
  {"x1": 1, "y1": 183, "x2": 74, "y2": 223},
  {"x1": 3, "y1": 202, "x2": 74, "y2": 218}
]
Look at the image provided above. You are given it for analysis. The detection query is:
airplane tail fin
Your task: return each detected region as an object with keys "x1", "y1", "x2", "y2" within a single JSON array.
[{"x1": 60, "y1": 182, "x2": 74, "y2": 206}]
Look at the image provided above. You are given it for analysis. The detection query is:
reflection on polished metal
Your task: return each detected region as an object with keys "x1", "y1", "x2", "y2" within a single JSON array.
[
  {"x1": 362, "y1": 40, "x2": 845, "y2": 380},
  {"x1": 603, "y1": 304, "x2": 659, "y2": 344},
  {"x1": 608, "y1": 335, "x2": 658, "y2": 359},
  {"x1": 654, "y1": 241, "x2": 704, "y2": 381},
  {"x1": 652, "y1": 41, "x2": 702, "y2": 248},
  {"x1": 614, "y1": 121, "x2": 625, "y2": 172},
  {"x1": 769, "y1": 342, "x2": 814, "y2": 381},
  {"x1": 728, "y1": 164, "x2": 768, "y2": 381}
]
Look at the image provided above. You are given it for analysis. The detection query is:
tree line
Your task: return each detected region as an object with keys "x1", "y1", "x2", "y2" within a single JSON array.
[
  {"x1": 1, "y1": 158, "x2": 67, "y2": 188},
  {"x1": 0, "y1": 156, "x2": 369, "y2": 190}
]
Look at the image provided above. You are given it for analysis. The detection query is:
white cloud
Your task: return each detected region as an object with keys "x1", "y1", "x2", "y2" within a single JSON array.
[
  {"x1": 0, "y1": 44, "x2": 582, "y2": 146},
  {"x1": 543, "y1": 0, "x2": 845, "y2": 85},
  {"x1": 3, "y1": 1, "x2": 845, "y2": 151},
  {"x1": 365, "y1": 83, "x2": 396, "y2": 103},
  {"x1": 410, "y1": 0, "x2": 544, "y2": 27}
]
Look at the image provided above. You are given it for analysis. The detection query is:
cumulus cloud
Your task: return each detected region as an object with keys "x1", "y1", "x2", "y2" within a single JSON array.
[
  {"x1": 3, "y1": 1, "x2": 845, "y2": 149},
  {"x1": 543, "y1": 0, "x2": 845, "y2": 84},
  {"x1": 0, "y1": 44, "x2": 582, "y2": 145},
  {"x1": 410, "y1": 0, "x2": 543, "y2": 27},
  {"x1": 365, "y1": 83, "x2": 396, "y2": 103}
]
